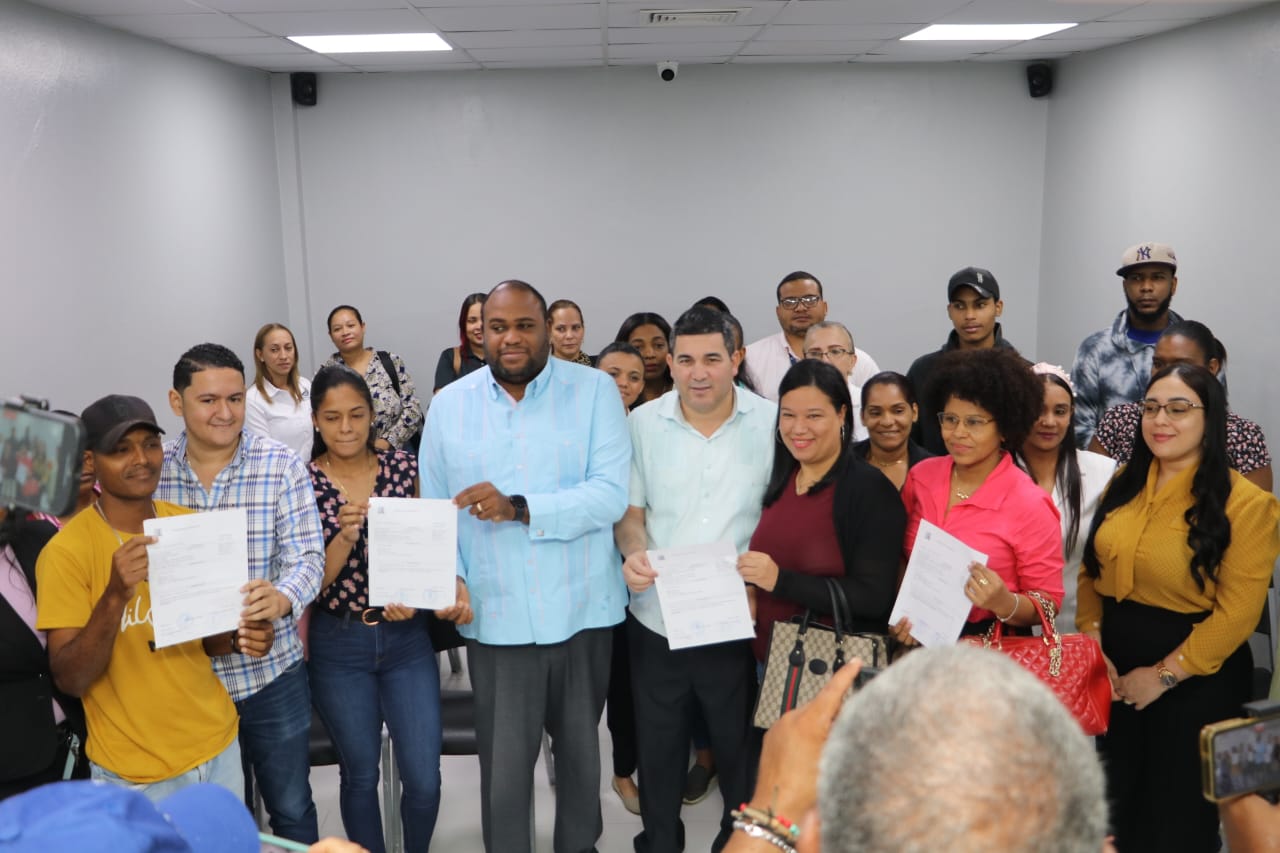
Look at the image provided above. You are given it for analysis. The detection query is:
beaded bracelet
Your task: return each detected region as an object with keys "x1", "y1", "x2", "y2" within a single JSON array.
[
  {"x1": 732, "y1": 820, "x2": 796, "y2": 853},
  {"x1": 733, "y1": 804, "x2": 801, "y2": 842}
]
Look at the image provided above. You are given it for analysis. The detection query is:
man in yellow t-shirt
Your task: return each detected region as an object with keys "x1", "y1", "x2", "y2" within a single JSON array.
[{"x1": 35, "y1": 395, "x2": 274, "y2": 802}]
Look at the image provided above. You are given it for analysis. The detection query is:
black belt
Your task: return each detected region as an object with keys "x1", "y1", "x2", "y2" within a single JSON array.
[{"x1": 316, "y1": 606, "x2": 384, "y2": 625}]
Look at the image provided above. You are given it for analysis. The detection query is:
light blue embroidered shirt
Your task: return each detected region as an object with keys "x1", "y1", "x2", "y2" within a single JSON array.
[
  {"x1": 419, "y1": 357, "x2": 631, "y2": 646},
  {"x1": 626, "y1": 388, "x2": 777, "y2": 638},
  {"x1": 157, "y1": 431, "x2": 324, "y2": 702}
]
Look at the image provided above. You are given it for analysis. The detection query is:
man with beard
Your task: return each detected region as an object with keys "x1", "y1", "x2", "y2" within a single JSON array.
[
  {"x1": 1071, "y1": 242, "x2": 1184, "y2": 447},
  {"x1": 419, "y1": 280, "x2": 631, "y2": 853},
  {"x1": 745, "y1": 271, "x2": 879, "y2": 402}
]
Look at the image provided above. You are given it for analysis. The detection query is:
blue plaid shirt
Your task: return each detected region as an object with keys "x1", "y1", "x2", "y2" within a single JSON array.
[{"x1": 157, "y1": 431, "x2": 324, "y2": 701}]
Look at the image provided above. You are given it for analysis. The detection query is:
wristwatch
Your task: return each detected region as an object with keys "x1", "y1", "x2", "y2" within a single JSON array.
[
  {"x1": 1155, "y1": 661, "x2": 1178, "y2": 689},
  {"x1": 508, "y1": 494, "x2": 529, "y2": 525}
]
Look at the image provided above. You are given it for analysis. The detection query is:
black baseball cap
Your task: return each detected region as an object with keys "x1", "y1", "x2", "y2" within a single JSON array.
[
  {"x1": 947, "y1": 267, "x2": 1000, "y2": 301},
  {"x1": 81, "y1": 395, "x2": 164, "y2": 453}
]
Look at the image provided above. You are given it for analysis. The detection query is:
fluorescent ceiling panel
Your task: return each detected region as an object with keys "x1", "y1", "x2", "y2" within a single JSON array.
[
  {"x1": 287, "y1": 32, "x2": 451, "y2": 52},
  {"x1": 902, "y1": 23, "x2": 1077, "y2": 40}
]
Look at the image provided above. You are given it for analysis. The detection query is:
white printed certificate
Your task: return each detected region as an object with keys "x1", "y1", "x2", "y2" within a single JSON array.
[
  {"x1": 367, "y1": 497, "x2": 457, "y2": 610},
  {"x1": 144, "y1": 508, "x2": 249, "y2": 649},
  {"x1": 652, "y1": 541, "x2": 754, "y2": 651},
  {"x1": 889, "y1": 520, "x2": 988, "y2": 648}
]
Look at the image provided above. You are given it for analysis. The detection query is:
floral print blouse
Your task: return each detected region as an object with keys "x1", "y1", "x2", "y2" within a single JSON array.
[
  {"x1": 321, "y1": 349, "x2": 424, "y2": 451},
  {"x1": 309, "y1": 449, "x2": 418, "y2": 613}
]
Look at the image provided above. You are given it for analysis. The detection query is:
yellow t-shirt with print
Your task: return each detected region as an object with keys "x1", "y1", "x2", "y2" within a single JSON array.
[{"x1": 36, "y1": 501, "x2": 239, "y2": 783}]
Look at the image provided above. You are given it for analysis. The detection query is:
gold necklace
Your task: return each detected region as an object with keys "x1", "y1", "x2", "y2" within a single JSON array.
[
  {"x1": 870, "y1": 455, "x2": 906, "y2": 469},
  {"x1": 323, "y1": 453, "x2": 377, "y2": 499}
]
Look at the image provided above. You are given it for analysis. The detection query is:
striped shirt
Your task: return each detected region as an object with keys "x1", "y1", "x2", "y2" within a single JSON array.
[{"x1": 157, "y1": 431, "x2": 324, "y2": 701}]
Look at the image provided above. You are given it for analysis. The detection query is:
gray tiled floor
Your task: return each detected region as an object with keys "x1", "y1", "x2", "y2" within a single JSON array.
[{"x1": 311, "y1": 650, "x2": 725, "y2": 852}]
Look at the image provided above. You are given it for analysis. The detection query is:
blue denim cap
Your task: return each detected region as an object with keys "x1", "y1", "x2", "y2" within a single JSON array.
[{"x1": 0, "y1": 780, "x2": 257, "y2": 852}]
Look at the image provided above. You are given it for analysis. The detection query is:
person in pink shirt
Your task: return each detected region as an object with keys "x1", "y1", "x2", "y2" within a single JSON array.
[{"x1": 892, "y1": 348, "x2": 1064, "y2": 641}]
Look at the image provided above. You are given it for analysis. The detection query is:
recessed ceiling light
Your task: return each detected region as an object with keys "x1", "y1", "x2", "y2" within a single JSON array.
[
  {"x1": 901, "y1": 23, "x2": 1077, "y2": 41},
  {"x1": 287, "y1": 33, "x2": 451, "y2": 53}
]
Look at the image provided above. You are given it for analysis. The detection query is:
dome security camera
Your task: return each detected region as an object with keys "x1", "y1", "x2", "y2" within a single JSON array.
[{"x1": 658, "y1": 61, "x2": 678, "y2": 82}]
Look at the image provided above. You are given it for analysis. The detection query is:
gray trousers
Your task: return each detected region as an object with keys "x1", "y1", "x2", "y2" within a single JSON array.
[{"x1": 467, "y1": 627, "x2": 612, "y2": 853}]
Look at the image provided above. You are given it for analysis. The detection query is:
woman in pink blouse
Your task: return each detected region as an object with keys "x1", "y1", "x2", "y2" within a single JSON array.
[{"x1": 892, "y1": 349, "x2": 1064, "y2": 641}]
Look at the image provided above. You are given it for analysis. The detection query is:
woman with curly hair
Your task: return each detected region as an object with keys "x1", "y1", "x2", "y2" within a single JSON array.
[
  {"x1": 891, "y1": 348, "x2": 1064, "y2": 643},
  {"x1": 1079, "y1": 364, "x2": 1280, "y2": 851}
]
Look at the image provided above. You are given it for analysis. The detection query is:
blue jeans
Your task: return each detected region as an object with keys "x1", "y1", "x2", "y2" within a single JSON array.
[
  {"x1": 238, "y1": 659, "x2": 319, "y2": 843},
  {"x1": 91, "y1": 737, "x2": 243, "y2": 803},
  {"x1": 308, "y1": 611, "x2": 442, "y2": 853}
]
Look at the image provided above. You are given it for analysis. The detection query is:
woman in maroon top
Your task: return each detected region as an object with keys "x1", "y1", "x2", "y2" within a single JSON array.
[{"x1": 738, "y1": 360, "x2": 906, "y2": 664}]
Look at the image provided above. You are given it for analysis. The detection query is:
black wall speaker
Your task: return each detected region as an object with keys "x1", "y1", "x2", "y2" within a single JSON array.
[
  {"x1": 1026, "y1": 63, "x2": 1053, "y2": 99},
  {"x1": 291, "y1": 72, "x2": 318, "y2": 107}
]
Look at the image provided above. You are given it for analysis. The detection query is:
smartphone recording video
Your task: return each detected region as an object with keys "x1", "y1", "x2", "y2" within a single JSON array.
[
  {"x1": 1201, "y1": 702, "x2": 1280, "y2": 803},
  {"x1": 1, "y1": 400, "x2": 86, "y2": 517}
]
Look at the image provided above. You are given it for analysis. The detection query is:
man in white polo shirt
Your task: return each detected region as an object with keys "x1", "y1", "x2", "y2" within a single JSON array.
[
  {"x1": 745, "y1": 271, "x2": 879, "y2": 401},
  {"x1": 616, "y1": 305, "x2": 776, "y2": 853}
]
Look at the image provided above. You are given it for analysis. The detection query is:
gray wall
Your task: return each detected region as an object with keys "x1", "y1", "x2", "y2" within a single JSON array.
[
  {"x1": 0, "y1": 0, "x2": 286, "y2": 432},
  {"x1": 1039, "y1": 2, "x2": 1280, "y2": 447},
  {"x1": 283, "y1": 63, "x2": 1050, "y2": 391}
]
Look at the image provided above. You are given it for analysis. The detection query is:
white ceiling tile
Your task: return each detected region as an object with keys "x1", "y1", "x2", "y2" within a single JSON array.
[
  {"x1": 771, "y1": 0, "x2": 972, "y2": 26},
  {"x1": 755, "y1": 23, "x2": 917, "y2": 40},
  {"x1": 91, "y1": 12, "x2": 264, "y2": 38},
  {"x1": 1043, "y1": 18, "x2": 1190, "y2": 37},
  {"x1": 231, "y1": 9, "x2": 434, "y2": 36},
  {"x1": 991, "y1": 36, "x2": 1130, "y2": 53},
  {"x1": 868, "y1": 38, "x2": 1008, "y2": 57},
  {"x1": 466, "y1": 44, "x2": 603, "y2": 60},
  {"x1": 349, "y1": 62, "x2": 482, "y2": 70},
  {"x1": 479, "y1": 59, "x2": 604, "y2": 69},
  {"x1": 1103, "y1": 0, "x2": 1265, "y2": 21},
  {"x1": 166, "y1": 35, "x2": 307, "y2": 53},
  {"x1": 733, "y1": 54, "x2": 856, "y2": 62},
  {"x1": 220, "y1": 51, "x2": 345, "y2": 68},
  {"x1": 317, "y1": 49, "x2": 473, "y2": 64},
  {"x1": 968, "y1": 50, "x2": 1076, "y2": 61},
  {"x1": 608, "y1": 41, "x2": 743, "y2": 58},
  {"x1": 740, "y1": 39, "x2": 883, "y2": 54},
  {"x1": 605, "y1": 2, "x2": 788, "y2": 27},
  {"x1": 608, "y1": 25, "x2": 762, "y2": 44},
  {"x1": 413, "y1": 0, "x2": 597, "y2": 5},
  {"x1": 608, "y1": 55, "x2": 730, "y2": 65},
  {"x1": 936, "y1": 0, "x2": 1139, "y2": 24},
  {"x1": 37, "y1": 0, "x2": 206, "y2": 13},
  {"x1": 421, "y1": 4, "x2": 602, "y2": 31},
  {"x1": 205, "y1": 0, "x2": 407, "y2": 12},
  {"x1": 446, "y1": 28, "x2": 600, "y2": 48}
]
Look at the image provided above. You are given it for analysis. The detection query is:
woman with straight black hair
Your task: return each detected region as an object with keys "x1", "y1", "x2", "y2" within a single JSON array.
[
  {"x1": 1016, "y1": 364, "x2": 1116, "y2": 631},
  {"x1": 434, "y1": 292, "x2": 486, "y2": 392},
  {"x1": 1079, "y1": 364, "x2": 1280, "y2": 851},
  {"x1": 738, "y1": 360, "x2": 906, "y2": 665},
  {"x1": 615, "y1": 312, "x2": 673, "y2": 405},
  {"x1": 854, "y1": 371, "x2": 934, "y2": 491}
]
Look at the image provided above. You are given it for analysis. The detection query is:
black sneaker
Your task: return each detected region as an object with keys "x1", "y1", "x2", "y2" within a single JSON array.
[{"x1": 681, "y1": 764, "x2": 717, "y2": 805}]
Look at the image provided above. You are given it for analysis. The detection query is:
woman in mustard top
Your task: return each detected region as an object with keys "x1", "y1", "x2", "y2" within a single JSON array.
[{"x1": 1080, "y1": 364, "x2": 1280, "y2": 852}]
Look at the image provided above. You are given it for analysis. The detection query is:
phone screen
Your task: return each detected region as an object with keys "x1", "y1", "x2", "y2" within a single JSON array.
[
  {"x1": 1205, "y1": 715, "x2": 1280, "y2": 801},
  {"x1": 0, "y1": 403, "x2": 86, "y2": 517}
]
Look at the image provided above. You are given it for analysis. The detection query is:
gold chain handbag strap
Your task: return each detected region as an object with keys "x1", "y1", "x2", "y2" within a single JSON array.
[{"x1": 1024, "y1": 590, "x2": 1063, "y2": 678}]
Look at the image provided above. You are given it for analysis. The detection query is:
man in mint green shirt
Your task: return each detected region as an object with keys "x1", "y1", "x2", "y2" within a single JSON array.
[{"x1": 616, "y1": 305, "x2": 776, "y2": 853}]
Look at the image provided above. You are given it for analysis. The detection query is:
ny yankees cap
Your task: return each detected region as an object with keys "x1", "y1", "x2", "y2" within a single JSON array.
[
  {"x1": 1117, "y1": 242, "x2": 1177, "y2": 276},
  {"x1": 947, "y1": 267, "x2": 1000, "y2": 301}
]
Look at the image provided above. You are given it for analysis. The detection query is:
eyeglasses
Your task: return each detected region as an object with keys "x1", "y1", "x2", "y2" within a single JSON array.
[
  {"x1": 804, "y1": 347, "x2": 851, "y2": 361},
  {"x1": 938, "y1": 413, "x2": 995, "y2": 431},
  {"x1": 1141, "y1": 399, "x2": 1204, "y2": 419},
  {"x1": 779, "y1": 295, "x2": 822, "y2": 309}
]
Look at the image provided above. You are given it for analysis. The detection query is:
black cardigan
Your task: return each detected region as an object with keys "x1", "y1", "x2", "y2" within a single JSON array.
[
  {"x1": 0, "y1": 516, "x2": 85, "y2": 798},
  {"x1": 768, "y1": 453, "x2": 907, "y2": 634}
]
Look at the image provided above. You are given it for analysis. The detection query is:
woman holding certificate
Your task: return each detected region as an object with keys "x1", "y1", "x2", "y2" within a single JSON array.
[
  {"x1": 306, "y1": 365, "x2": 472, "y2": 853},
  {"x1": 892, "y1": 349, "x2": 1063, "y2": 642},
  {"x1": 739, "y1": 360, "x2": 906, "y2": 664},
  {"x1": 1079, "y1": 364, "x2": 1280, "y2": 851}
]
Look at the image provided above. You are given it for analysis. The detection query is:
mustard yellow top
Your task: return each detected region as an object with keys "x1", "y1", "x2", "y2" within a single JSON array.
[{"x1": 1077, "y1": 465, "x2": 1280, "y2": 675}]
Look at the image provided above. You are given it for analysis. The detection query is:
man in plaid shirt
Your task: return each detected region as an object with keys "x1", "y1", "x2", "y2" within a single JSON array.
[{"x1": 157, "y1": 343, "x2": 324, "y2": 843}]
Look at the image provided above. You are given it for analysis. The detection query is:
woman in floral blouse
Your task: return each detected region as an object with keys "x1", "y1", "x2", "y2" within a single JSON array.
[
  {"x1": 307, "y1": 365, "x2": 471, "y2": 853},
  {"x1": 321, "y1": 305, "x2": 424, "y2": 453}
]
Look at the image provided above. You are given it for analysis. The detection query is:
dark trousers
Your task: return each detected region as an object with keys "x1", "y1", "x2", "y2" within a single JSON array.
[
  {"x1": 607, "y1": 620, "x2": 638, "y2": 778},
  {"x1": 467, "y1": 628, "x2": 612, "y2": 853},
  {"x1": 628, "y1": 613, "x2": 755, "y2": 853},
  {"x1": 1099, "y1": 597, "x2": 1251, "y2": 853}
]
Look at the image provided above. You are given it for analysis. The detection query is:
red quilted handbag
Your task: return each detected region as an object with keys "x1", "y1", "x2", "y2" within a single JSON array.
[{"x1": 966, "y1": 591, "x2": 1112, "y2": 736}]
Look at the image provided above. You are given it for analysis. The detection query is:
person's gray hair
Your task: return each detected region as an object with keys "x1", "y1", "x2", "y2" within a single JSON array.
[
  {"x1": 818, "y1": 645, "x2": 1107, "y2": 853},
  {"x1": 804, "y1": 321, "x2": 855, "y2": 351}
]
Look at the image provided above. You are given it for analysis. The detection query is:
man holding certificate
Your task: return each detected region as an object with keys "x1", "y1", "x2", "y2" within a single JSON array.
[
  {"x1": 37, "y1": 395, "x2": 274, "y2": 800},
  {"x1": 419, "y1": 280, "x2": 632, "y2": 853},
  {"x1": 615, "y1": 306, "x2": 776, "y2": 853},
  {"x1": 157, "y1": 344, "x2": 325, "y2": 843}
]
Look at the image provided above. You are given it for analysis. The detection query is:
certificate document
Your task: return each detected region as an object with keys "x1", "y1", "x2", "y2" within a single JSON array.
[
  {"x1": 651, "y1": 541, "x2": 754, "y2": 651},
  {"x1": 144, "y1": 508, "x2": 248, "y2": 650},
  {"x1": 367, "y1": 497, "x2": 457, "y2": 610},
  {"x1": 889, "y1": 520, "x2": 988, "y2": 648}
]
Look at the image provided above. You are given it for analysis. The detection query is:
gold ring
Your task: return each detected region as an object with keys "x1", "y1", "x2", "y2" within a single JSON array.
[
  {"x1": 978, "y1": 578, "x2": 989, "y2": 586},
  {"x1": 478, "y1": 502, "x2": 484, "y2": 514}
]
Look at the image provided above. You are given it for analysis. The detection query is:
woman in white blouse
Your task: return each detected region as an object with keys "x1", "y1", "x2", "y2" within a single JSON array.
[
  {"x1": 1017, "y1": 363, "x2": 1116, "y2": 631},
  {"x1": 246, "y1": 322, "x2": 313, "y2": 460}
]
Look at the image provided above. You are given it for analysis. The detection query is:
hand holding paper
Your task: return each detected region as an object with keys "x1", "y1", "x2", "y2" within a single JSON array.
[
  {"x1": 367, "y1": 497, "x2": 458, "y2": 610},
  {"x1": 889, "y1": 520, "x2": 988, "y2": 648},
  {"x1": 651, "y1": 541, "x2": 753, "y2": 650},
  {"x1": 144, "y1": 508, "x2": 249, "y2": 649}
]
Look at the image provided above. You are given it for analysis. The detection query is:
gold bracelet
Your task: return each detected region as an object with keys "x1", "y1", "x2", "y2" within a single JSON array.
[{"x1": 997, "y1": 593, "x2": 1019, "y2": 623}]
